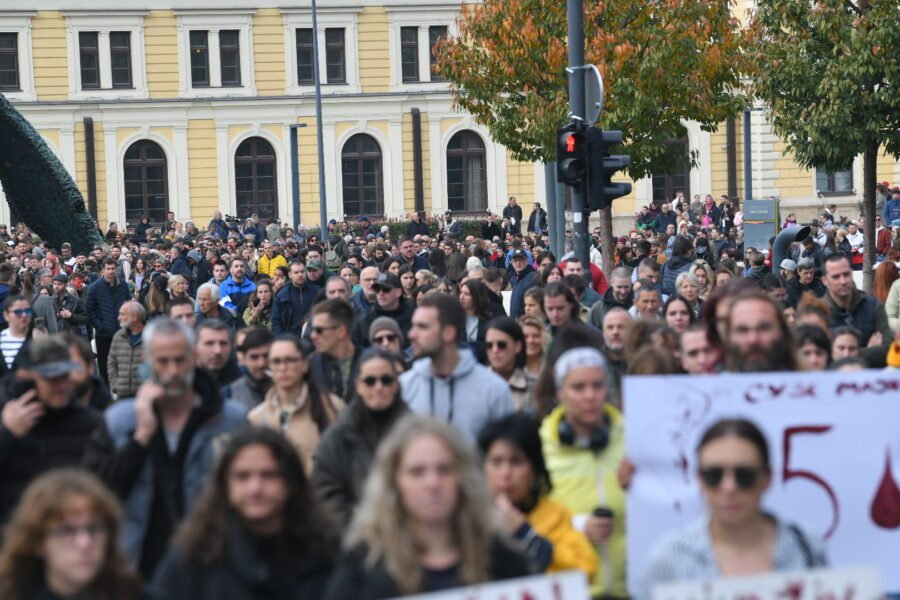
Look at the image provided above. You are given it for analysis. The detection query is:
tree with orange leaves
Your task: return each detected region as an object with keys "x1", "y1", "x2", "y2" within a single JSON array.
[{"x1": 434, "y1": 0, "x2": 746, "y2": 265}]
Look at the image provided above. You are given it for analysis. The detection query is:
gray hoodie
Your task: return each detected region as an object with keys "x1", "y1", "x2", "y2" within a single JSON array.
[{"x1": 400, "y1": 347, "x2": 515, "y2": 443}]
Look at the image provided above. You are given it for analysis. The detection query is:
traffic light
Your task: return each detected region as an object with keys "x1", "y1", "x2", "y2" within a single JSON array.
[
  {"x1": 556, "y1": 124, "x2": 588, "y2": 186},
  {"x1": 587, "y1": 128, "x2": 632, "y2": 211}
]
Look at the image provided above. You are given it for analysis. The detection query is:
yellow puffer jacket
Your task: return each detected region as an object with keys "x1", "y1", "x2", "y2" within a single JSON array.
[
  {"x1": 257, "y1": 253, "x2": 287, "y2": 279},
  {"x1": 528, "y1": 496, "x2": 598, "y2": 578},
  {"x1": 540, "y1": 404, "x2": 627, "y2": 598}
]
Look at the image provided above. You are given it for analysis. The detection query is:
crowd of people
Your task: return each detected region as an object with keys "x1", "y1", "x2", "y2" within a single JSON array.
[{"x1": 0, "y1": 191, "x2": 897, "y2": 600}]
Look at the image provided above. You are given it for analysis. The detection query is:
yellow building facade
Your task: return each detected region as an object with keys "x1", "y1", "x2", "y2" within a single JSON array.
[{"x1": 2, "y1": 1, "x2": 899, "y2": 234}]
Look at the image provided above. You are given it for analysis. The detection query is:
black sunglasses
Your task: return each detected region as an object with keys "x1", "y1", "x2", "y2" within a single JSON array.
[
  {"x1": 361, "y1": 374, "x2": 396, "y2": 387},
  {"x1": 373, "y1": 334, "x2": 398, "y2": 344},
  {"x1": 485, "y1": 340, "x2": 509, "y2": 351},
  {"x1": 699, "y1": 465, "x2": 762, "y2": 490}
]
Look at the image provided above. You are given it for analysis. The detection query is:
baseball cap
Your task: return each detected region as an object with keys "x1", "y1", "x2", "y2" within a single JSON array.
[
  {"x1": 306, "y1": 259, "x2": 322, "y2": 271},
  {"x1": 510, "y1": 249, "x2": 527, "y2": 260},
  {"x1": 779, "y1": 259, "x2": 797, "y2": 272},
  {"x1": 373, "y1": 272, "x2": 401, "y2": 292},
  {"x1": 23, "y1": 337, "x2": 78, "y2": 379},
  {"x1": 187, "y1": 249, "x2": 203, "y2": 262},
  {"x1": 52, "y1": 273, "x2": 69, "y2": 283}
]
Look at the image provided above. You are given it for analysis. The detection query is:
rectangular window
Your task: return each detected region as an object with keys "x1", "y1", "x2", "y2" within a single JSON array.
[
  {"x1": 189, "y1": 30, "x2": 210, "y2": 87},
  {"x1": 429, "y1": 26, "x2": 447, "y2": 81},
  {"x1": 325, "y1": 28, "x2": 345, "y2": 84},
  {"x1": 400, "y1": 26, "x2": 418, "y2": 82},
  {"x1": 219, "y1": 29, "x2": 241, "y2": 87},
  {"x1": 296, "y1": 28, "x2": 314, "y2": 84},
  {"x1": 79, "y1": 32, "x2": 100, "y2": 89},
  {"x1": 816, "y1": 169, "x2": 853, "y2": 195},
  {"x1": 109, "y1": 31, "x2": 133, "y2": 89},
  {"x1": 0, "y1": 32, "x2": 18, "y2": 91}
]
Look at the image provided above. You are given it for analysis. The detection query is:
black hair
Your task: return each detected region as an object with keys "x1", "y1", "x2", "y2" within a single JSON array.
[
  {"x1": 461, "y1": 279, "x2": 493, "y2": 321},
  {"x1": 697, "y1": 418, "x2": 771, "y2": 472},
  {"x1": 237, "y1": 327, "x2": 276, "y2": 352},
  {"x1": 794, "y1": 323, "x2": 831, "y2": 364},
  {"x1": 485, "y1": 316, "x2": 526, "y2": 369},
  {"x1": 272, "y1": 334, "x2": 332, "y2": 433},
  {"x1": 828, "y1": 356, "x2": 868, "y2": 370},
  {"x1": 663, "y1": 295, "x2": 696, "y2": 324},
  {"x1": 478, "y1": 413, "x2": 552, "y2": 502},
  {"x1": 417, "y1": 293, "x2": 466, "y2": 341}
]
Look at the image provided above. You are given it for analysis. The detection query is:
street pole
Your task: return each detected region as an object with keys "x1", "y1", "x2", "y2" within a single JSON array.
[
  {"x1": 289, "y1": 124, "x2": 306, "y2": 230},
  {"x1": 311, "y1": 0, "x2": 328, "y2": 242},
  {"x1": 567, "y1": 0, "x2": 589, "y2": 268},
  {"x1": 743, "y1": 109, "x2": 752, "y2": 203},
  {"x1": 545, "y1": 162, "x2": 559, "y2": 258}
]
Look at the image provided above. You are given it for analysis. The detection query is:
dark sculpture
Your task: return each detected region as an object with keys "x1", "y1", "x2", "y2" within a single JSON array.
[{"x1": 0, "y1": 93, "x2": 105, "y2": 254}]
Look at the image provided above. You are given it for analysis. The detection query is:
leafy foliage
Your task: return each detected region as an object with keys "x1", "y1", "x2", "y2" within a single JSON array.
[{"x1": 434, "y1": 0, "x2": 747, "y2": 180}]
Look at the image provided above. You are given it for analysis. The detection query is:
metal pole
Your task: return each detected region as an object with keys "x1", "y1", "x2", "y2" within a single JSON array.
[
  {"x1": 567, "y1": 0, "x2": 589, "y2": 268},
  {"x1": 311, "y1": 0, "x2": 328, "y2": 242},
  {"x1": 289, "y1": 124, "x2": 304, "y2": 230},
  {"x1": 556, "y1": 180, "x2": 567, "y2": 259},
  {"x1": 743, "y1": 109, "x2": 752, "y2": 202},
  {"x1": 545, "y1": 162, "x2": 558, "y2": 257}
]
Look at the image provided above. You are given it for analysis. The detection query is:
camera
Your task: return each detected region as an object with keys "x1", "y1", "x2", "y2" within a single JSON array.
[{"x1": 224, "y1": 214, "x2": 241, "y2": 225}]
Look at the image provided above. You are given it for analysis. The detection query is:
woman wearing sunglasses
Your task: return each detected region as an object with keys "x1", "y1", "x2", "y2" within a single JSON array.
[
  {"x1": 313, "y1": 348, "x2": 409, "y2": 531},
  {"x1": 639, "y1": 418, "x2": 826, "y2": 599},
  {"x1": 484, "y1": 317, "x2": 536, "y2": 412}
]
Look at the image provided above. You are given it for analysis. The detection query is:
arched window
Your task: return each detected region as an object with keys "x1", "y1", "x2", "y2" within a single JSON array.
[
  {"x1": 123, "y1": 140, "x2": 168, "y2": 227},
  {"x1": 446, "y1": 130, "x2": 487, "y2": 213},
  {"x1": 341, "y1": 134, "x2": 383, "y2": 217},
  {"x1": 235, "y1": 137, "x2": 278, "y2": 224}
]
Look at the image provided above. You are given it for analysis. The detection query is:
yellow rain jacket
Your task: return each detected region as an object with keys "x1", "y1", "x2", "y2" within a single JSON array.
[{"x1": 528, "y1": 496, "x2": 598, "y2": 578}]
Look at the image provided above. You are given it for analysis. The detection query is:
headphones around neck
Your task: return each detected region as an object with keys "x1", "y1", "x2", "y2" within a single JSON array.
[{"x1": 558, "y1": 412, "x2": 610, "y2": 452}]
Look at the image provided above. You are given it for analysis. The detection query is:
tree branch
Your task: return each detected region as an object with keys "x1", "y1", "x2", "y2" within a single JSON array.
[{"x1": 844, "y1": 0, "x2": 863, "y2": 16}]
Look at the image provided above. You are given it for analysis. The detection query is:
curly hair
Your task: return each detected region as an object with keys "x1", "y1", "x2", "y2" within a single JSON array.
[{"x1": 0, "y1": 469, "x2": 140, "y2": 600}]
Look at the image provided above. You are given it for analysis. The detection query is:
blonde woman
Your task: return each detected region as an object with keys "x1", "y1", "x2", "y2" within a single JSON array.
[
  {"x1": 519, "y1": 315, "x2": 549, "y2": 378},
  {"x1": 692, "y1": 260, "x2": 715, "y2": 300},
  {"x1": 168, "y1": 274, "x2": 194, "y2": 304},
  {"x1": 323, "y1": 416, "x2": 532, "y2": 599}
]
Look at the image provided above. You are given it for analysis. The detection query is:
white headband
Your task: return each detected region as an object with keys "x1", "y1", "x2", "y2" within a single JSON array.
[{"x1": 554, "y1": 347, "x2": 607, "y2": 387}]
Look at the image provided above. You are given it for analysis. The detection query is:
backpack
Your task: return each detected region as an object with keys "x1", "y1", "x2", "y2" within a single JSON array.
[{"x1": 325, "y1": 240, "x2": 343, "y2": 270}]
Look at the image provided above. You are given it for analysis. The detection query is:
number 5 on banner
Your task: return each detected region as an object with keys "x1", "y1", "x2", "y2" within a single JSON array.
[{"x1": 782, "y1": 426, "x2": 840, "y2": 538}]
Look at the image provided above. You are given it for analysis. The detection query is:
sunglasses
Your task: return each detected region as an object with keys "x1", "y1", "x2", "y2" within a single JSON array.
[
  {"x1": 373, "y1": 334, "x2": 398, "y2": 344},
  {"x1": 311, "y1": 325, "x2": 338, "y2": 335},
  {"x1": 362, "y1": 374, "x2": 396, "y2": 387},
  {"x1": 11, "y1": 308, "x2": 33, "y2": 317},
  {"x1": 485, "y1": 340, "x2": 509, "y2": 351},
  {"x1": 698, "y1": 465, "x2": 762, "y2": 490}
]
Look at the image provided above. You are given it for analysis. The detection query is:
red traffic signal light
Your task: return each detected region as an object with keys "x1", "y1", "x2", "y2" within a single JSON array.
[{"x1": 556, "y1": 126, "x2": 588, "y2": 185}]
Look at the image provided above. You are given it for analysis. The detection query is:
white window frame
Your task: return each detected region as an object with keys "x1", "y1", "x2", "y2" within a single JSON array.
[
  {"x1": 0, "y1": 12, "x2": 36, "y2": 102},
  {"x1": 175, "y1": 10, "x2": 256, "y2": 99},
  {"x1": 387, "y1": 6, "x2": 458, "y2": 92},
  {"x1": 282, "y1": 8, "x2": 361, "y2": 95},
  {"x1": 63, "y1": 11, "x2": 148, "y2": 101}
]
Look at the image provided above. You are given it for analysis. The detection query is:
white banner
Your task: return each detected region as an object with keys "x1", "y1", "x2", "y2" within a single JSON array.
[
  {"x1": 394, "y1": 570, "x2": 589, "y2": 600},
  {"x1": 624, "y1": 370, "x2": 900, "y2": 594},
  {"x1": 652, "y1": 566, "x2": 881, "y2": 600}
]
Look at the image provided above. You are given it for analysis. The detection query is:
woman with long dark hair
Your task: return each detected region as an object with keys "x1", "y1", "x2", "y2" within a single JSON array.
[
  {"x1": 484, "y1": 317, "x2": 536, "y2": 412},
  {"x1": 150, "y1": 428, "x2": 336, "y2": 600},
  {"x1": 479, "y1": 414, "x2": 596, "y2": 577},
  {"x1": 458, "y1": 279, "x2": 493, "y2": 362},
  {"x1": 427, "y1": 248, "x2": 447, "y2": 278},
  {"x1": 248, "y1": 335, "x2": 345, "y2": 475},
  {"x1": 640, "y1": 419, "x2": 826, "y2": 599},
  {"x1": 313, "y1": 348, "x2": 410, "y2": 531},
  {"x1": 0, "y1": 469, "x2": 141, "y2": 600}
]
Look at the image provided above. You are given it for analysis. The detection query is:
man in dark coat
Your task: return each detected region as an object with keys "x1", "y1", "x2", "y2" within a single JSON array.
[
  {"x1": 502, "y1": 196, "x2": 524, "y2": 235},
  {"x1": 272, "y1": 261, "x2": 319, "y2": 335},
  {"x1": 86, "y1": 257, "x2": 130, "y2": 383}
]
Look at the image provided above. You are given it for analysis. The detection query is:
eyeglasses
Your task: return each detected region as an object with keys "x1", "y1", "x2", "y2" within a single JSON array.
[
  {"x1": 698, "y1": 465, "x2": 762, "y2": 490},
  {"x1": 48, "y1": 521, "x2": 109, "y2": 543},
  {"x1": 373, "y1": 334, "x2": 398, "y2": 344},
  {"x1": 11, "y1": 308, "x2": 33, "y2": 317},
  {"x1": 485, "y1": 340, "x2": 509, "y2": 351},
  {"x1": 311, "y1": 325, "x2": 339, "y2": 335},
  {"x1": 361, "y1": 374, "x2": 396, "y2": 387},
  {"x1": 269, "y1": 356, "x2": 302, "y2": 368}
]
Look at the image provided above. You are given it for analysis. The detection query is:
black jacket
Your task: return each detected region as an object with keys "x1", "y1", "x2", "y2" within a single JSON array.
[
  {"x1": 502, "y1": 204, "x2": 523, "y2": 233},
  {"x1": 0, "y1": 379, "x2": 101, "y2": 520},
  {"x1": 312, "y1": 400, "x2": 409, "y2": 530},
  {"x1": 323, "y1": 537, "x2": 532, "y2": 600},
  {"x1": 481, "y1": 221, "x2": 502, "y2": 240},
  {"x1": 272, "y1": 283, "x2": 319, "y2": 335},
  {"x1": 351, "y1": 298, "x2": 415, "y2": 349},
  {"x1": 85, "y1": 276, "x2": 130, "y2": 337},
  {"x1": 150, "y1": 522, "x2": 334, "y2": 600},
  {"x1": 308, "y1": 347, "x2": 362, "y2": 400},
  {"x1": 527, "y1": 208, "x2": 547, "y2": 233},
  {"x1": 405, "y1": 220, "x2": 429, "y2": 237}
]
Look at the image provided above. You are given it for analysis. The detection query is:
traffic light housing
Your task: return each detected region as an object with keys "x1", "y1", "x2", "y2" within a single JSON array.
[
  {"x1": 587, "y1": 128, "x2": 632, "y2": 211},
  {"x1": 556, "y1": 124, "x2": 588, "y2": 186}
]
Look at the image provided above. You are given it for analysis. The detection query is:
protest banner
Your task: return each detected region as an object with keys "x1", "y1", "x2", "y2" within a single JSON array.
[
  {"x1": 652, "y1": 566, "x2": 881, "y2": 600},
  {"x1": 395, "y1": 570, "x2": 589, "y2": 600},
  {"x1": 624, "y1": 370, "x2": 900, "y2": 594}
]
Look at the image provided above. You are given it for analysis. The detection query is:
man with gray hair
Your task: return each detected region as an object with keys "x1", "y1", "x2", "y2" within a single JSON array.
[
  {"x1": 85, "y1": 317, "x2": 247, "y2": 579},
  {"x1": 787, "y1": 257, "x2": 826, "y2": 304},
  {"x1": 108, "y1": 301, "x2": 146, "y2": 399},
  {"x1": 196, "y1": 281, "x2": 239, "y2": 331}
]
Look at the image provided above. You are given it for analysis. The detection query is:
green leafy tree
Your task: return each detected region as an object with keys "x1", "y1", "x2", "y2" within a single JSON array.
[
  {"x1": 434, "y1": 0, "x2": 746, "y2": 268},
  {"x1": 747, "y1": 0, "x2": 900, "y2": 292}
]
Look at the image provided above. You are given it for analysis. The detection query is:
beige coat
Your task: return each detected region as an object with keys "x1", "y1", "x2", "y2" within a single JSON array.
[{"x1": 248, "y1": 383, "x2": 344, "y2": 474}]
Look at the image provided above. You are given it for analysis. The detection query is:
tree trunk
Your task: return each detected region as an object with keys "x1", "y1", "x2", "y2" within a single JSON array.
[
  {"x1": 597, "y1": 206, "x2": 614, "y2": 275},
  {"x1": 862, "y1": 138, "x2": 878, "y2": 294}
]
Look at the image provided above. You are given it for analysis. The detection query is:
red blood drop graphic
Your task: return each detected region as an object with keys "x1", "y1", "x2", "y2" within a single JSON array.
[{"x1": 870, "y1": 448, "x2": 900, "y2": 529}]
